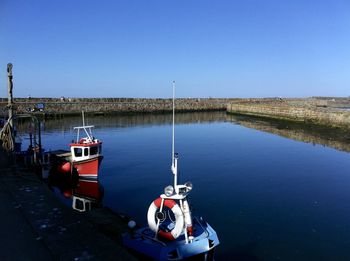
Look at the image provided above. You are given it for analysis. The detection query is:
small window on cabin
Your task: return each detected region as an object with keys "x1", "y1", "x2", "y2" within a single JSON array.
[
  {"x1": 74, "y1": 148, "x2": 82, "y2": 157},
  {"x1": 84, "y1": 148, "x2": 89, "y2": 156},
  {"x1": 90, "y1": 146, "x2": 98, "y2": 155},
  {"x1": 75, "y1": 199, "x2": 84, "y2": 210}
]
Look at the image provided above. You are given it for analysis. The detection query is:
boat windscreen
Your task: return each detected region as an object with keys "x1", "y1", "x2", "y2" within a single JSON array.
[
  {"x1": 74, "y1": 148, "x2": 83, "y2": 157},
  {"x1": 90, "y1": 146, "x2": 98, "y2": 155}
]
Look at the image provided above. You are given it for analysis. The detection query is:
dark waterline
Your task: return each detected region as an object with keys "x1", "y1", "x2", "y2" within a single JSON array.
[{"x1": 29, "y1": 112, "x2": 350, "y2": 260}]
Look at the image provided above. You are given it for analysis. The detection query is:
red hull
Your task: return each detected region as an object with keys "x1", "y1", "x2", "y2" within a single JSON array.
[{"x1": 73, "y1": 156, "x2": 103, "y2": 178}]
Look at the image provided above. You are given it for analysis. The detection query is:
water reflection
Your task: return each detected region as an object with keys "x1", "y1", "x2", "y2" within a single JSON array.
[
  {"x1": 37, "y1": 112, "x2": 350, "y2": 154},
  {"x1": 36, "y1": 112, "x2": 350, "y2": 260},
  {"x1": 48, "y1": 171, "x2": 103, "y2": 212},
  {"x1": 17, "y1": 111, "x2": 350, "y2": 154},
  {"x1": 41, "y1": 111, "x2": 226, "y2": 132},
  {"x1": 227, "y1": 114, "x2": 350, "y2": 153}
]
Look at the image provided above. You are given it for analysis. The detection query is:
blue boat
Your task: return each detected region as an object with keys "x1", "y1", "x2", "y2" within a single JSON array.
[
  {"x1": 123, "y1": 216, "x2": 219, "y2": 260},
  {"x1": 122, "y1": 82, "x2": 219, "y2": 260}
]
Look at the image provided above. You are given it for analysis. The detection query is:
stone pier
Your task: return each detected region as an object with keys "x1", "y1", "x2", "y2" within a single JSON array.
[
  {"x1": 0, "y1": 98, "x2": 238, "y2": 117},
  {"x1": 227, "y1": 98, "x2": 350, "y2": 129}
]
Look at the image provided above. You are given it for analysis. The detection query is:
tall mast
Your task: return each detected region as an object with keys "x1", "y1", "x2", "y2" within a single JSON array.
[
  {"x1": 172, "y1": 81, "x2": 175, "y2": 167},
  {"x1": 171, "y1": 81, "x2": 178, "y2": 188}
]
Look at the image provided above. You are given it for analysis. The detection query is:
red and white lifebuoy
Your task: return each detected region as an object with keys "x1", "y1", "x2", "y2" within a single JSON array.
[{"x1": 147, "y1": 197, "x2": 184, "y2": 240}]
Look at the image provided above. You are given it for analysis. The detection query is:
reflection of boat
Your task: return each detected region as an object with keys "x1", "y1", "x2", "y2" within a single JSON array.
[
  {"x1": 72, "y1": 179, "x2": 102, "y2": 212},
  {"x1": 51, "y1": 112, "x2": 103, "y2": 179},
  {"x1": 48, "y1": 170, "x2": 103, "y2": 212},
  {"x1": 123, "y1": 82, "x2": 219, "y2": 260}
]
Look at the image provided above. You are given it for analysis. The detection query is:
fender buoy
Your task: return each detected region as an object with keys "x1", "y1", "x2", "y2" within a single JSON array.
[
  {"x1": 147, "y1": 197, "x2": 184, "y2": 240},
  {"x1": 59, "y1": 162, "x2": 71, "y2": 173}
]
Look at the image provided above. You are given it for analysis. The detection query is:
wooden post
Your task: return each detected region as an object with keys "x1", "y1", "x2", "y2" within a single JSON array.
[{"x1": 7, "y1": 63, "x2": 14, "y2": 128}]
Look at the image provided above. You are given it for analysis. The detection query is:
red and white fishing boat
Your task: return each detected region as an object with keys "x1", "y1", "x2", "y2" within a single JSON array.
[
  {"x1": 51, "y1": 113, "x2": 103, "y2": 179},
  {"x1": 68, "y1": 124, "x2": 103, "y2": 179}
]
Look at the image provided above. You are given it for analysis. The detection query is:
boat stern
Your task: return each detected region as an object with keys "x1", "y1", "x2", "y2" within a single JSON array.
[{"x1": 122, "y1": 217, "x2": 219, "y2": 260}]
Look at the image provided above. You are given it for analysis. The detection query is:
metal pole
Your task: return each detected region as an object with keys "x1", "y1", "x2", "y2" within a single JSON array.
[
  {"x1": 38, "y1": 118, "x2": 42, "y2": 157},
  {"x1": 82, "y1": 111, "x2": 85, "y2": 126},
  {"x1": 33, "y1": 119, "x2": 37, "y2": 164},
  {"x1": 172, "y1": 81, "x2": 175, "y2": 167},
  {"x1": 171, "y1": 81, "x2": 178, "y2": 188},
  {"x1": 7, "y1": 63, "x2": 14, "y2": 128}
]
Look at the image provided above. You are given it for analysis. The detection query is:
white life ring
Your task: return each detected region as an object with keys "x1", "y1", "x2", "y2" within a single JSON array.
[{"x1": 147, "y1": 197, "x2": 184, "y2": 240}]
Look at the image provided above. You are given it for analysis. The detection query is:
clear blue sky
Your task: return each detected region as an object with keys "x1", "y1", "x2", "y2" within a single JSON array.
[{"x1": 0, "y1": 0, "x2": 349, "y2": 98}]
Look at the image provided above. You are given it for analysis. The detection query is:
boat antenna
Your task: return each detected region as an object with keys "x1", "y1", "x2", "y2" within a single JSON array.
[
  {"x1": 82, "y1": 111, "x2": 85, "y2": 126},
  {"x1": 171, "y1": 81, "x2": 178, "y2": 188}
]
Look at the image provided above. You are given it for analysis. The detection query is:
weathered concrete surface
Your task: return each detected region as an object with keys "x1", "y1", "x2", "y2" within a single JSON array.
[
  {"x1": 0, "y1": 98, "x2": 239, "y2": 116},
  {"x1": 0, "y1": 171, "x2": 52, "y2": 260},
  {"x1": 227, "y1": 98, "x2": 350, "y2": 129},
  {"x1": 0, "y1": 151, "x2": 136, "y2": 260}
]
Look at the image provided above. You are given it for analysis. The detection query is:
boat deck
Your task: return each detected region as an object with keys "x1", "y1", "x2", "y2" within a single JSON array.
[{"x1": 48, "y1": 150, "x2": 71, "y2": 158}]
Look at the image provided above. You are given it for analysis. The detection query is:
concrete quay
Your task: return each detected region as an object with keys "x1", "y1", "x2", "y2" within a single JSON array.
[
  {"x1": 0, "y1": 151, "x2": 136, "y2": 260},
  {"x1": 227, "y1": 98, "x2": 350, "y2": 129}
]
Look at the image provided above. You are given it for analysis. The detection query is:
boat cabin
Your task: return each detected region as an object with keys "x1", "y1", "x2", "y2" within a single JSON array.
[
  {"x1": 69, "y1": 125, "x2": 102, "y2": 162},
  {"x1": 70, "y1": 142, "x2": 102, "y2": 162}
]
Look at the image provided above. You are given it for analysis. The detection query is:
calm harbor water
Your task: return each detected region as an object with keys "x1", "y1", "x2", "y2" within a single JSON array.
[{"x1": 34, "y1": 112, "x2": 350, "y2": 260}]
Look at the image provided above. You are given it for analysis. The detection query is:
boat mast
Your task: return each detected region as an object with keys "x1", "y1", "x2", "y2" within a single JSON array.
[{"x1": 171, "y1": 81, "x2": 178, "y2": 189}]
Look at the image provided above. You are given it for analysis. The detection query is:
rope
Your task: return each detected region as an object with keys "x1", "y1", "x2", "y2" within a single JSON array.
[{"x1": 0, "y1": 118, "x2": 14, "y2": 151}]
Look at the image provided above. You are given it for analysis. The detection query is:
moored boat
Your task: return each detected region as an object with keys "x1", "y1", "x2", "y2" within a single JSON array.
[
  {"x1": 122, "y1": 82, "x2": 219, "y2": 260},
  {"x1": 49, "y1": 113, "x2": 103, "y2": 179},
  {"x1": 69, "y1": 125, "x2": 103, "y2": 179}
]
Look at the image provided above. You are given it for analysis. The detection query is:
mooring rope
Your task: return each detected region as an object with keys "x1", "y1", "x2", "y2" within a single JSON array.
[{"x1": 0, "y1": 118, "x2": 14, "y2": 151}]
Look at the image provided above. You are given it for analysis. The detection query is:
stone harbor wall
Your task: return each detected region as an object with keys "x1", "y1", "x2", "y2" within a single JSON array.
[
  {"x1": 2, "y1": 97, "x2": 350, "y2": 128},
  {"x1": 227, "y1": 98, "x2": 350, "y2": 129},
  {"x1": 0, "y1": 98, "x2": 239, "y2": 116}
]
